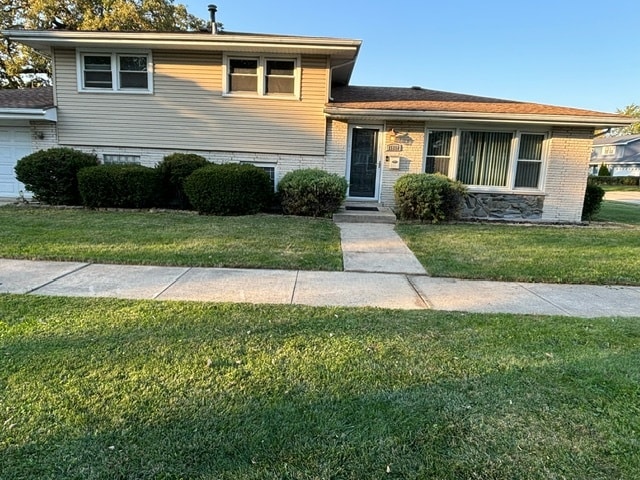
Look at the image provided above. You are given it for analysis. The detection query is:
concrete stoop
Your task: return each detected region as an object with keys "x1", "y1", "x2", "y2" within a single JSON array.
[{"x1": 332, "y1": 203, "x2": 396, "y2": 224}]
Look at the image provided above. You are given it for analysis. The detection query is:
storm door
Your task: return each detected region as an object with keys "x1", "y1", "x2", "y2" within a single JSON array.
[{"x1": 347, "y1": 126, "x2": 381, "y2": 199}]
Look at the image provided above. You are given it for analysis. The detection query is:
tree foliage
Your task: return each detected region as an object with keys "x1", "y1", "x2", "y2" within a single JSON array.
[
  {"x1": 1, "y1": 0, "x2": 205, "y2": 88},
  {"x1": 612, "y1": 103, "x2": 640, "y2": 136}
]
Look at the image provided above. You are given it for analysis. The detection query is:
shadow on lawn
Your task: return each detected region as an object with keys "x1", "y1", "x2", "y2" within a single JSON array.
[
  {"x1": 2, "y1": 358, "x2": 634, "y2": 479},
  {"x1": 1, "y1": 297, "x2": 638, "y2": 479}
]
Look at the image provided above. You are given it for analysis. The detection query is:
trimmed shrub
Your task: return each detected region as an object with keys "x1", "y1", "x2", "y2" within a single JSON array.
[
  {"x1": 582, "y1": 183, "x2": 605, "y2": 221},
  {"x1": 156, "y1": 153, "x2": 209, "y2": 209},
  {"x1": 588, "y1": 175, "x2": 640, "y2": 186},
  {"x1": 78, "y1": 164, "x2": 161, "y2": 208},
  {"x1": 184, "y1": 163, "x2": 273, "y2": 215},
  {"x1": 598, "y1": 163, "x2": 611, "y2": 176},
  {"x1": 394, "y1": 173, "x2": 467, "y2": 223},
  {"x1": 277, "y1": 169, "x2": 347, "y2": 217},
  {"x1": 14, "y1": 147, "x2": 99, "y2": 205}
]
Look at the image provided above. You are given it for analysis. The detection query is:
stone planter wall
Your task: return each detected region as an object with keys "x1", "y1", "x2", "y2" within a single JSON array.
[{"x1": 461, "y1": 193, "x2": 545, "y2": 220}]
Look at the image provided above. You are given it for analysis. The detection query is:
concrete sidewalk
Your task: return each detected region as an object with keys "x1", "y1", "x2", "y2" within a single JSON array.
[{"x1": 1, "y1": 258, "x2": 639, "y2": 317}]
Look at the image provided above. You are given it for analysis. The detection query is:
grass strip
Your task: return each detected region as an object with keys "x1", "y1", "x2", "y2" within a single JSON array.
[{"x1": 1, "y1": 295, "x2": 639, "y2": 479}]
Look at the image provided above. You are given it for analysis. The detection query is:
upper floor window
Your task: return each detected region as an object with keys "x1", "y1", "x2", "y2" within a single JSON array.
[
  {"x1": 228, "y1": 58, "x2": 258, "y2": 92},
  {"x1": 78, "y1": 52, "x2": 152, "y2": 93},
  {"x1": 602, "y1": 145, "x2": 616, "y2": 156},
  {"x1": 265, "y1": 60, "x2": 295, "y2": 95},
  {"x1": 224, "y1": 55, "x2": 299, "y2": 98}
]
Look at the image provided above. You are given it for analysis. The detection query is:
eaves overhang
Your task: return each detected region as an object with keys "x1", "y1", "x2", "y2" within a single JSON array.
[
  {"x1": 0, "y1": 107, "x2": 57, "y2": 121},
  {"x1": 324, "y1": 107, "x2": 633, "y2": 129},
  {"x1": 1, "y1": 30, "x2": 362, "y2": 60}
]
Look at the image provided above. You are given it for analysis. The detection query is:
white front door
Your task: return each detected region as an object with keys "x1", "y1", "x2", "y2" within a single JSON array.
[
  {"x1": 346, "y1": 125, "x2": 383, "y2": 200},
  {"x1": 0, "y1": 125, "x2": 32, "y2": 197}
]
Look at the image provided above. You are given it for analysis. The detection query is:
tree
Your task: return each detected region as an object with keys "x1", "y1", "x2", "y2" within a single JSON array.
[
  {"x1": 598, "y1": 163, "x2": 611, "y2": 177},
  {"x1": 611, "y1": 103, "x2": 640, "y2": 136},
  {"x1": 1, "y1": 0, "x2": 205, "y2": 88}
]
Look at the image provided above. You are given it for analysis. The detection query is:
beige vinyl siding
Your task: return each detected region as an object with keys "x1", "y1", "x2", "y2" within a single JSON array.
[{"x1": 54, "y1": 49, "x2": 329, "y2": 155}]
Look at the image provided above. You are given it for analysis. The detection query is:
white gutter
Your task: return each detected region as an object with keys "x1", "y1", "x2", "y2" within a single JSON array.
[
  {"x1": 0, "y1": 107, "x2": 57, "y2": 121},
  {"x1": 324, "y1": 107, "x2": 633, "y2": 128}
]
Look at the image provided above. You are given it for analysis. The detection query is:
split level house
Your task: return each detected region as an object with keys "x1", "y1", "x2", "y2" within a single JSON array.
[{"x1": 0, "y1": 22, "x2": 632, "y2": 222}]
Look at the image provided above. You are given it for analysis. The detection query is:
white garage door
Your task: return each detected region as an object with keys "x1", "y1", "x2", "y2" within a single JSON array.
[{"x1": 0, "y1": 126, "x2": 32, "y2": 197}]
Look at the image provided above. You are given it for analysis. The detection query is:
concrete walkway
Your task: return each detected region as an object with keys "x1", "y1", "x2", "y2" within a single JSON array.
[
  {"x1": 2, "y1": 258, "x2": 639, "y2": 317},
  {"x1": 337, "y1": 223, "x2": 426, "y2": 274}
]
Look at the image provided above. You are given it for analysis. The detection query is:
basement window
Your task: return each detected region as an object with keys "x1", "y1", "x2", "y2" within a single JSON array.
[
  {"x1": 103, "y1": 154, "x2": 141, "y2": 164},
  {"x1": 241, "y1": 162, "x2": 277, "y2": 190}
]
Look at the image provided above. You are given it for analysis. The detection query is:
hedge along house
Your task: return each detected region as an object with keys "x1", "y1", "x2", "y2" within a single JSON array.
[{"x1": 1, "y1": 11, "x2": 632, "y2": 222}]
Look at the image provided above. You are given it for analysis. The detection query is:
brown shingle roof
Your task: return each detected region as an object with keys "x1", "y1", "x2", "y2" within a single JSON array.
[
  {"x1": 329, "y1": 85, "x2": 621, "y2": 118},
  {"x1": 0, "y1": 87, "x2": 54, "y2": 109}
]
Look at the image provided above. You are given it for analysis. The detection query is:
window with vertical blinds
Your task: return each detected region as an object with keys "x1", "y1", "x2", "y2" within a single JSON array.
[
  {"x1": 427, "y1": 129, "x2": 547, "y2": 189},
  {"x1": 457, "y1": 131, "x2": 512, "y2": 186}
]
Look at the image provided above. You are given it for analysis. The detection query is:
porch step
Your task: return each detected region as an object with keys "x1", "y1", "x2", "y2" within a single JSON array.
[{"x1": 333, "y1": 203, "x2": 397, "y2": 224}]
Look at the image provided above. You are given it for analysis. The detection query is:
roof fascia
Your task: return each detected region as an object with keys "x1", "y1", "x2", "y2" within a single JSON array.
[
  {"x1": 2, "y1": 30, "x2": 362, "y2": 57},
  {"x1": 0, "y1": 107, "x2": 57, "y2": 121},
  {"x1": 324, "y1": 107, "x2": 633, "y2": 128}
]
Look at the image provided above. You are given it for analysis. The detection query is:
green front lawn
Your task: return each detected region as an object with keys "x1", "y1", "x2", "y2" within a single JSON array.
[
  {"x1": 595, "y1": 200, "x2": 640, "y2": 225},
  {"x1": 0, "y1": 207, "x2": 342, "y2": 271},
  {"x1": 397, "y1": 219, "x2": 640, "y2": 285},
  {"x1": 1, "y1": 295, "x2": 639, "y2": 479}
]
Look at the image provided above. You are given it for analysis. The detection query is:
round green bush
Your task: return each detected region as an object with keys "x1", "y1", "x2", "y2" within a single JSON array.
[
  {"x1": 394, "y1": 173, "x2": 467, "y2": 223},
  {"x1": 14, "y1": 147, "x2": 99, "y2": 205},
  {"x1": 277, "y1": 169, "x2": 347, "y2": 217},
  {"x1": 78, "y1": 164, "x2": 161, "y2": 208},
  {"x1": 582, "y1": 182, "x2": 605, "y2": 221},
  {"x1": 184, "y1": 163, "x2": 273, "y2": 215},
  {"x1": 156, "y1": 153, "x2": 209, "y2": 209}
]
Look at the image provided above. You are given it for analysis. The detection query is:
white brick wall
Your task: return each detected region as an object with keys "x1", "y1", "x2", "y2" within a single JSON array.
[
  {"x1": 30, "y1": 121, "x2": 58, "y2": 151},
  {"x1": 381, "y1": 121, "x2": 425, "y2": 205},
  {"x1": 542, "y1": 127, "x2": 594, "y2": 222}
]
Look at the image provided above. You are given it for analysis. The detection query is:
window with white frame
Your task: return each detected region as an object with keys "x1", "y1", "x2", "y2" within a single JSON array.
[
  {"x1": 225, "y1": 56, "x2": 299, "y2": 97},
  {"x1": 425, "y1": 129, "x2": 547, "y2": 190},
  {"x1": 514, "y1": 134, "x2": 545, "y2": 188},
  {"x1": 79, "y1": 52, "x2": 152, "y2": 92},
  {"x1": 425, "y1": 130, "x2": 453, "y2": 175},
  {"x1": 228, "y1": 58, "x2": 259, "y2": 92},
  {"x1": 265, "y1": 59, "x2": 295, "y2": 95},
  {"x1": 602, "y1": 145, "x2": 616, "y2": 156},
  {"x1": 457, "y1": 131, "x2": 512, "y2": 187}
]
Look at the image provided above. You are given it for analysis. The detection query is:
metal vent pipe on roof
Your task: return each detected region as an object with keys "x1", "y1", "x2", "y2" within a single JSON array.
[{"x1": 208, "y1": 5, "x2": 218, "y2": 34}]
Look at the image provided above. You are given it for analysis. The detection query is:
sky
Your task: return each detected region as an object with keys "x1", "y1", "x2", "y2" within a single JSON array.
[{"x1": 183, "y1": 0, "x2": 638, "y2": 114}]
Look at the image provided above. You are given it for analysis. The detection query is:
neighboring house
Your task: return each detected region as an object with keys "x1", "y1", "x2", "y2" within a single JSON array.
[
  {"x1": 0, "y1": 19, "x2": 632, "y2": 222},
  {"x1": 590, "y1": 134, "x2": 640, "y2": 177}
]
